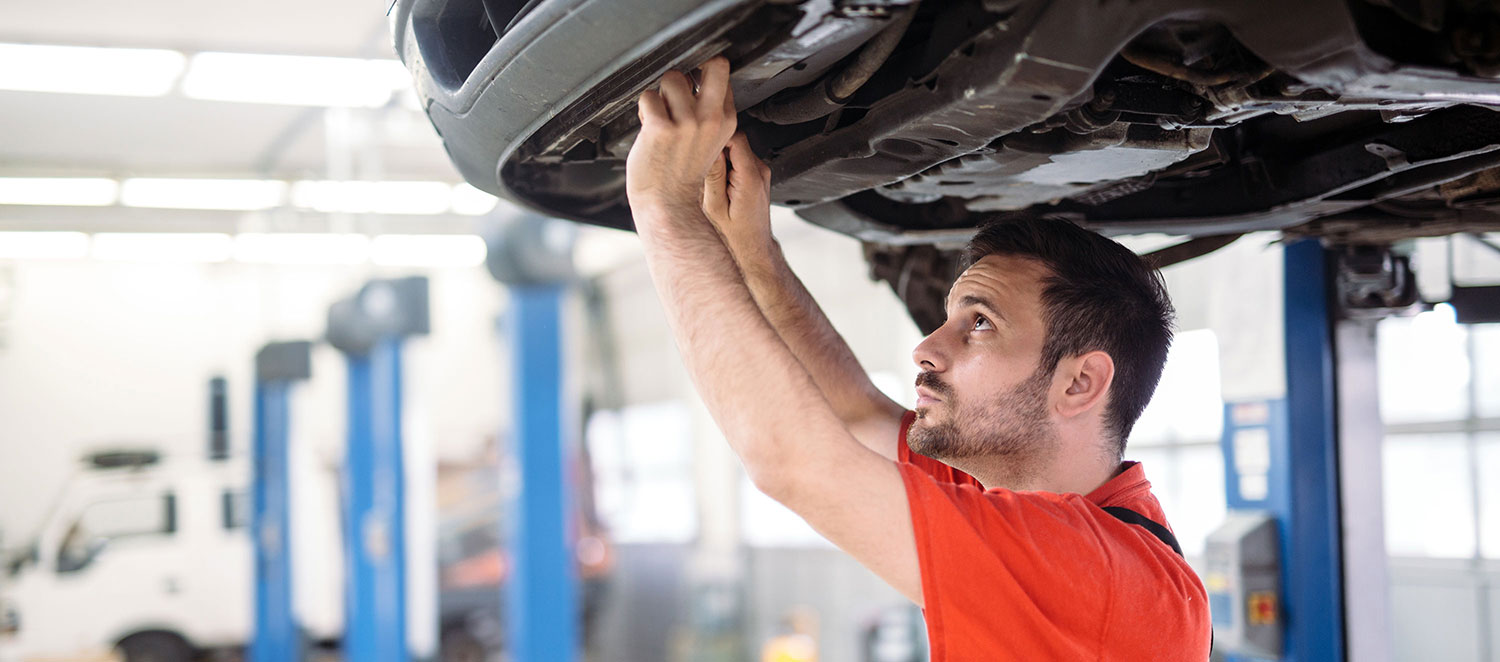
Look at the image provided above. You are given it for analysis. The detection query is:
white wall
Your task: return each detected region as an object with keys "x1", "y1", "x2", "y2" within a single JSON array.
[{"x1": 0, "y1": 257, "x2": 507, "y2": 547}]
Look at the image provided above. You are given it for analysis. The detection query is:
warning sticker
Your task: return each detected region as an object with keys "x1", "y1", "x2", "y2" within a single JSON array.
[{"x1": 1247, "y1": 591, "x2": 1278, "y2": 626}]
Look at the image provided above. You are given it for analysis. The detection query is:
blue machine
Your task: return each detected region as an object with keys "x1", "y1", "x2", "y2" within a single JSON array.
[
  {"x1": 251, "y1": 340, "x2": 313, "y2": 662},
  {"x1": 327, "y1": 277, "x2": 430, "y2": 662},
  {"x1": 1211, "y1": 240, "x2": 1345, "y2": 662},
  {"x1": 486, "y1": 216, "x2": 579, "y2": 662}
]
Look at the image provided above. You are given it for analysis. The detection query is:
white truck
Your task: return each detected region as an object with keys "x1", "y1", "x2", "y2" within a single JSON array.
[{"x1": 0, "y1": 448, "x2": 343, "y2": 662}]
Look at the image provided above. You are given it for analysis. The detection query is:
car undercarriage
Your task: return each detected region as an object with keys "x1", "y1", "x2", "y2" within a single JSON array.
[{"x1": 393, "y1": 0, "x2": 1500, "y2": 328}]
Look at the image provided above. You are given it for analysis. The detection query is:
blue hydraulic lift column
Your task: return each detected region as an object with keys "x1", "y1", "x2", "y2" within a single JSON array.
[
  {"x1": 1220, "y1": 239, "x2": 1345, "y2": 662},
  {"x1": 251, "y1": 340, "x2": 313, "y2": 662},
  {"x1": 505, "y1": 285, "x2": 578, "y2": 662},
  {"x1": 486, "y1": 216, "x2": 579, "y2": 662},
  {"x1": 1280, "y1": 241, "x2": 1345, "y2": 662},
  {"x1": 328, "y1": 276, "x2": 430, "y2": 662}
]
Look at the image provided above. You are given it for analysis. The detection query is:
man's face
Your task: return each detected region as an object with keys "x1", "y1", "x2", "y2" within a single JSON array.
[{"x1": 907, "y1": 254, "x2": 1059, "y2": 463}]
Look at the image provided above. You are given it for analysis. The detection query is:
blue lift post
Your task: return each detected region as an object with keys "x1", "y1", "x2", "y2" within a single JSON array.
[
  {"x1": 504, "y1": 285, "x2": 578, "y2": 662},
  {"x1": 1280, "y1": 240, "x2": 1345, "y2": 662},
  {"x1": 328, "y1": 277, "x2": 430, "y2": 662},
  {"x1": 251, "y1": 340, "x2": 313, "y2": 662},
  {"x1": 1218, "y1": 239, "x2": 1344, "y2": 662},
  {"x1": 484, "y1": 216, "x2": 580, "y2": 662}
]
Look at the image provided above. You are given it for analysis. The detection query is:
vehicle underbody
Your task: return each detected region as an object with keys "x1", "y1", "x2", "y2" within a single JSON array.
[{"x1": 393, "y1": 0, "x2": 1500, "y2": 328}]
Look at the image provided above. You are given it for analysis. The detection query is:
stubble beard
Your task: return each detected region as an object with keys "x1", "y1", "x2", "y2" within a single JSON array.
[{"x1": 908, "y1": 367, "x2": 1059, "y2": 479}]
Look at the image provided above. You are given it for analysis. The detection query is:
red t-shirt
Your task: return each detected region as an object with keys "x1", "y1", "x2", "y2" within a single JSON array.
[{"x1": 896, "y1": 411, "x2": 1211, "y2": 661}]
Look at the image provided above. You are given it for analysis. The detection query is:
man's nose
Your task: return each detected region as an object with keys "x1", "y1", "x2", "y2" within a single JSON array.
[{"x1": 912, "y1": 330, "x2": 948, "y2": 371}]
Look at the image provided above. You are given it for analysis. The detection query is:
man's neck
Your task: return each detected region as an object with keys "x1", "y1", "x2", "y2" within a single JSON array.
[{"x1": 955, "y1": 449, "x2": 1120, "y2": 495}]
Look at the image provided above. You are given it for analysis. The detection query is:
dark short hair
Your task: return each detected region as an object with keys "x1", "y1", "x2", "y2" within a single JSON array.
[{"x1": 964, "y1": 218, "x2": 1175, "y2": 456}]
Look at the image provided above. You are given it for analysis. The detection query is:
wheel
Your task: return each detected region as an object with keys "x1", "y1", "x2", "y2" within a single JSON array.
[
  {"x1": 440, "y1": 624, "x2": 489, "y2": 662},
  {"x1": 116, "y1": 631, "x2": 194, "y2": 662}
]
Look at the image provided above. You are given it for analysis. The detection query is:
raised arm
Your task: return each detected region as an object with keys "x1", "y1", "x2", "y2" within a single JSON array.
[
  {"x1": 700, "y1": 133, "x2": 906, "y2": 460},
  {"x1": 624, "y1": 58, "x2": 922, "y2": 605}
]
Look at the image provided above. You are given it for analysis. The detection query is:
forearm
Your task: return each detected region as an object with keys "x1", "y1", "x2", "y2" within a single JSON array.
[
  {"x1": 635, "y1": 204, "x2": 855, "y2": 483},
  {"x1": 622, "y1": 60, "x2": 924, "y2": 605},
  {"x1": 732, "y1": 239, "x2": 904, "y2": 425}
]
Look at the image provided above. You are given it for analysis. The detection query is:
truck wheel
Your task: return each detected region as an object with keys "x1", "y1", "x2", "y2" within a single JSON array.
[
  {"x1": 117, "y1": 632, "x2": 193, "y2": 662},
  {"x1": 441, "y1": 625, "x2": 487, "y2": 662}
]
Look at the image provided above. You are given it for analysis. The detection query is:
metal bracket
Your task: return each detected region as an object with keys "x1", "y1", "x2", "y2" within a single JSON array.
[{"x1": 1334, "y1": 243, "x2": 1422, "y2": 318}]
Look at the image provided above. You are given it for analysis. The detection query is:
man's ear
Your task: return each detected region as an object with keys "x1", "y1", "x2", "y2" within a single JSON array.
[{"x1": 1054, "y1": 350, "x2": 1114, "y2": 419}]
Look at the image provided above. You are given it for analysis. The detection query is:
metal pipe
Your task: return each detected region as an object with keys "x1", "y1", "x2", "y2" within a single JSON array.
[
  {"x1": 1141, "y1": 233, "x2": 1243, "y2": 268},
  {"x1": 749, "y1": 5, "x2": 918, "y2": 125},
  {"x1": 1120, "y1": 45, "x2": 1273, "y2": 88}
]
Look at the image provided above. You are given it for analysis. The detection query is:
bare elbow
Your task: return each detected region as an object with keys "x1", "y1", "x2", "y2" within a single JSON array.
[{"x1": 744, "y1": 456, "x2": 797, "y2": 504}]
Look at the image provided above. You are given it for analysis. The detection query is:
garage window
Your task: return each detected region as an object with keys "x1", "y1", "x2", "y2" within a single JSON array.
[{"x1": 586, "y1": 401, "x2": 697, "y2": 544}]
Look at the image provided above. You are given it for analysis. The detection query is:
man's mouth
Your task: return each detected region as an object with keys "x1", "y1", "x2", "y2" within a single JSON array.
[
  {"x1": 915, "y1": 386, "x2": 943, "y2": 407},
  {"x1": 915, "y1": 371, "x2": 950, "y2": 406}
]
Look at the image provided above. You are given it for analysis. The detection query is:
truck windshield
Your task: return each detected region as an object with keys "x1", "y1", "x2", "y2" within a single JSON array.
[{"x1": 56, "y1": 493, "x2": 175, "y2": 573}]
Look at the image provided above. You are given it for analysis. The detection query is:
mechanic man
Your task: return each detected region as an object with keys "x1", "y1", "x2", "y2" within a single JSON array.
[{"x1": 623, "y1": 56, "x2": 1212, "y2": 660}]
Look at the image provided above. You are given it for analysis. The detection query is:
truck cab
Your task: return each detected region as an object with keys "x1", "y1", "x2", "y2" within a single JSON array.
[{"x1": 0, "y1": 449, "x2": 338, "y2": 662}]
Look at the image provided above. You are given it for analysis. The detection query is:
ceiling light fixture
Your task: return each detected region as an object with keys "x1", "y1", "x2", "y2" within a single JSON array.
[
  {"x1": 370, "y1": 234, "x2": 487, "y2": 268},
  {"x1": 234, "y1": 233, "x2": 370, "y2": 265},
  {"x1": 91, "y1": 233, "x2": 234, "y2": 263},
  {"x1": 292, "y1": 180, "x2": 453, "y2": 215},
  {"x1": 0, "y1": 43, "x2": 186, "y2": 97},
  {"x1": 121, "y1": 178, "x2": 287, "y2": 211},
  {"x1": 0, "y1": 178, "x2": 118, "y2": 206},
  {"x1": 183, "y1": 52, "x2": 410, "y2": 108},
  {"x1": 0, "y1": 177, "x2": 487, "y2": 215},
  {"x1": 0, "y1": 232, "x2": 91, "y2": 260}
]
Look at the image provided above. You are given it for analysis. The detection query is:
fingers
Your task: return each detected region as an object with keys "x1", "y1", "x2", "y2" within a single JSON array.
[
  {"x1": 723, "y1": 77, "x2": 736, "y2": 120},
  {"x1": 648, "y1": 57, "x2": 736, "y2": 127},
  {"x1": 657, "y1": 70, "x2": 696, "y2": 122},
  {"x1": 695, "y1": 56, "x2": 732, "y2": 120},
  {"x1": 703, "y1": 151, "x2": 729, "y2": 217},
  {"x1": 726, "y1": 132, "x2": 767, "y2": 189},
  {"x1": 638, "y1": 89, "x2": 669, "y2": 126}
]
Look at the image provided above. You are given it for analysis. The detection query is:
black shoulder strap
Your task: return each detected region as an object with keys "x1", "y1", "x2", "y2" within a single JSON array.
[
  {"x1": 1101, "y1": 506, "x2": 1184, "y2": 558},
  {"x1": 1101, "y1": 506, "x2": 1210, "y2": 658}
]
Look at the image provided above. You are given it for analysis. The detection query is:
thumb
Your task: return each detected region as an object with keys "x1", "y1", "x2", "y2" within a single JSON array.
[{"x1": 702, "y1": 151, "x2": 729, "y2": 217}]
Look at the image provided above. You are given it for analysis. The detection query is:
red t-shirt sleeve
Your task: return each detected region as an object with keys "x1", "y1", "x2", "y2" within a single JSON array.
[{"x1": 896, "y1": 411, "x2": 983, "y2": 489}]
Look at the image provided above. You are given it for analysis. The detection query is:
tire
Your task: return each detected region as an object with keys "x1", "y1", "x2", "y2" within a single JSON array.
[
  {"x1": 440, "y1": 625, "x2": 489, "y2": 662},
  {"x1": 116, "y1": 631, "x2": 194, "y2": 662}
]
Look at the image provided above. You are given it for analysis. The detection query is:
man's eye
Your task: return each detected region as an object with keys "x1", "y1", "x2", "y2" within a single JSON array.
[{"x1": 972, "y1": 315, "x2": 993, "y2": 331}]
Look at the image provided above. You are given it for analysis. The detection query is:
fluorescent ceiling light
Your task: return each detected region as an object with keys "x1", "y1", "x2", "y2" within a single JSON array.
[
  {"x1": 0, "y1": 232, "x2": 91, "y2": 260},
  {"x1": 0, "y1": 43, "x2": 185, "y2": 97},
  {"x1": 0, "y1": 178, "x2": 117, "y2": 206},
  {"x1": 235, "y1": 233, "x2": 369, "y2": 265},
  {"x1": 292, "y1": 180, "x2": 453, "y2": 215},
  {"x1": 91, "y1": 233, "x2": 233, "y2": 263},
  {"x1": 371, "y1": 234, "x2": 486, "y2": 268},
  {"x1": 121, "y1": 178, "x2": 286, "y2": 211},
  {"x1": 451, "y1": 183, "x2": 499, "y2": 216},
  {"x1": 183, "y1": 52, "x2": 410, "y2": 108},
  {"x1": 0, "y1": 177, "x2": 476, "y2": 213}
]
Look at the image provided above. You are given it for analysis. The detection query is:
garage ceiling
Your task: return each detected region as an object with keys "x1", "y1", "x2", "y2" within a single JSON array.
[
  {"x1": 0, "y1": 0, "x2": 475, "y2": 232},
  {"x1": 5, "y1": 0, "x2": 392, "y2": 55}
]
